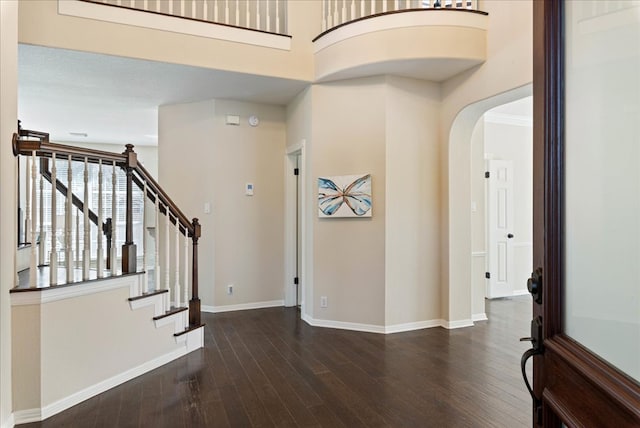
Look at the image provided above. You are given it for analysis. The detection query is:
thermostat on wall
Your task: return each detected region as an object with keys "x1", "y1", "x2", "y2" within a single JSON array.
[
  {"x1": 245, "y1": 183, "x2": 254, "y2": 196},
  {"x1": 248, "y1": 115, "x2": 259, "y2": 127}
]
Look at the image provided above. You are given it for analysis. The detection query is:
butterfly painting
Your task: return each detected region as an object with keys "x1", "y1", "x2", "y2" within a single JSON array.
[{"x1": 318, "y1": 174, "x2": 372, "y2": 218}]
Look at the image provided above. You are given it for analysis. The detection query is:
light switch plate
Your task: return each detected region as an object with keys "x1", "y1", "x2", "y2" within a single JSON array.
[{"x1": 245, "y1": 183, "x2": 254, "y2": 196}]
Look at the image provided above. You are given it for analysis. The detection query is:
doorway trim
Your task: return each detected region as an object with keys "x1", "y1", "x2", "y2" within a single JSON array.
[
  {"x1": 447, "y1": 84, "x2": 532, "y2": 324},
  {"x1": 284, "y1": 140, "x2": 307, "y2": 311}
]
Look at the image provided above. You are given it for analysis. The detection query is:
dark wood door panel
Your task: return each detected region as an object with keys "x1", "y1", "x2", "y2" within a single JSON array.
[{"x1": 543, "y1": 336, "x2": 640, "y2": 427}]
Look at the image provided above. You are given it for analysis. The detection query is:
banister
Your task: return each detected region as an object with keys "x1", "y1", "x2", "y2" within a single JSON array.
[
  {"x1": 133, "y1": 163, "x2": 194, "y2": 236},
  {"x1": 13, "y1": 129, "x2": 201, "y2": 327},
  {"x1": 13, "y1": 132, "x2": 127, "y2": 164}
]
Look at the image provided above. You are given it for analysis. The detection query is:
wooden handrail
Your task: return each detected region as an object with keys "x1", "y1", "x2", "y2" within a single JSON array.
[
  {"x1": 133, "y1": 163, "x2": 194, "y2": 236},
  {"x1": 13, "y1": 132, "x2": 127, "y2": 164}
]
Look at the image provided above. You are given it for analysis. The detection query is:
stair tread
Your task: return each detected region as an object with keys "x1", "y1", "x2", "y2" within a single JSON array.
[
  {"x1": 153, "y1": 306, "x2": 188, "y2": 321},
  {"x1": 127, "y1": 289, "x2": 168, "y2": 302},
  {"x1": 174, "y1": 323, "x2": 205, "y2": 337}
]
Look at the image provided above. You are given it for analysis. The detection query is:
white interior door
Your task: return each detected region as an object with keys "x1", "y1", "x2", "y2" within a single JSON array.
[{"x1": 486, "y1": 159, "x2": 514, "y2": 298}]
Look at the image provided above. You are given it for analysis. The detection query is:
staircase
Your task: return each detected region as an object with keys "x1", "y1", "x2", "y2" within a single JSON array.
[{"x1": 10, "y1": 125, "x2": 204, "y2": 424}]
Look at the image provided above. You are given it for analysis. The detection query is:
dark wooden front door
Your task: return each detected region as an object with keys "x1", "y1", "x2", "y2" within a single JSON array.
[{"x1": 530, "y1": 1, "x2": 640, "y2": 426}]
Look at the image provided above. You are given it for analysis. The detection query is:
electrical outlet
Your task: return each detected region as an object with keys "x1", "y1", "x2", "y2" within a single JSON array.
[
  {"x1": 227, "y1": 284, "x2": 233, "y2": 295},
  {"x1": 320, "y1": 296, "x2": 328, "y2": 308}
]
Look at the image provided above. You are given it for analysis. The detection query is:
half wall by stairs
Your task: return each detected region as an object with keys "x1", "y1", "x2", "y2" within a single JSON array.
[{"x1": 11, "y1": 267, "x2": 203, "y2": 424}]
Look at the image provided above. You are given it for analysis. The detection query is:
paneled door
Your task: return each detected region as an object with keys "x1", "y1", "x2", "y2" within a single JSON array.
[
  {"x1": 486, "y1": 159, "x2": 515, "y2": 298},
  {"x1": 528, "y1": 1, "x2": 640, "y2": 426}
]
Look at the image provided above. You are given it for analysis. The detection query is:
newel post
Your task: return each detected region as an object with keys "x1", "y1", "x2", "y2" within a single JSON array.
[
  {"x1": 121, "y1": 144, "x2": 137, "y2": 273},
  {"x1": 189, "y1": 218, "x2": 202, "y2": 326}
]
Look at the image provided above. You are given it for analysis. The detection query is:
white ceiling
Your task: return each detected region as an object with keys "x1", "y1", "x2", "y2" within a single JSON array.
[{"x1": 18, "y1": 44, "x2": 309, "y2": 146}]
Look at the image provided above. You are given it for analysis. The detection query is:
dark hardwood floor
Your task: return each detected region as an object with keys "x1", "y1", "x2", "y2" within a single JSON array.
[{"x1": 21, "y1": 297, "x2": 532, "y2": 427}]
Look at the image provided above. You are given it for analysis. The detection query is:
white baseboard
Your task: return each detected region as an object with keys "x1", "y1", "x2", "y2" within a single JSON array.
[
  {"x1": 302, "y1": 314, "x2": 458, "y2": 334},
  {"x1": 13, "y1": 345, "x2": 197, "y2": 425},
  {"x1": 201, "y1": 300, "x2": 284, "y2": 313},
  {"x1": 512, "y1": 289, "x2": 529, "y2": 296},
  {"x1": 441, "y1": 319, "x2": 474, "y2": 329},
  {"x1": 301, "y1": 314, "x2": 386, "y2": 333},
  {"x1": 472, "y1": 313, "x2": 488, "y2": 322},
  {"x1": 1, "y1": 413, "x2": 15, "y2": 428}
]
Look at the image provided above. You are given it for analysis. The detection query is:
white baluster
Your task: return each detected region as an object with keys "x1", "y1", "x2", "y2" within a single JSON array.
[
  {"x1": 181, "y1": 0, "x2": 186, "y2": 17},
  {"x1": 75, "y1": 207, "x2": 80, "y2": 269},
  {"x1": 203, "y1": 0, "x2": 208, "y2": 20},
  {"x1": 39, "y1": 163, "x2": 44, "y2": 266},
  {"x1": 50, "y1": 154, "x2": 58, "y2": 286},
  {"x1": 169, "y1": 0, "x2": 174, "y2": 15},
  {"x1": 25, "y1": 156, "x2": 31, "y2": 246},
  {"x1": 225, "y1": 0, "x2": 229, "y2": 25},
  {"x1": 214, "y1": 0, "x2": 219, "y2": 22},
  {"x1": 246, "y1": 0, "x2": 251, "y2": 28},
  {"x1": 334, "y1": 0, "x2": 339, "y2": 25},
  {"x1": 29, "y1": 152, "x2": 37, "y2": 287},
  {"x1": 267, "y1": 0, "x2": 271, "y2": 32},
  {"x1": 360, "y1": 0, "x2": 364, "y2": 18},
  {"x1": 321, "y1": 0, "x2": 327, "y2": 31},
  {"x1": 276, "y1": 0, "x2": 280, "y2": 33},
  {"x1": 143, "y1": 0, "x2": 148, "y2": 10},
  {"x1": 97, "y1": 160, "x2": 104, "y2": 277},
  {"x1": 83, "y1": 157, "x2": 90, "y2": 280},
  {"x1": 383, "y1": 0, "x2": 388, "y2": 13},
  {"x1": 174, "y1": 222, "x2": 181, "y2": 308},
  {"x1": 257, "y1": 0, "x2": 261, "y2": 30},
  {"x1": 235, "y1": 0, "x2": 240, "y2": 26},
  {"x1": 342, "y1": 0, "x2": 347, "y2": 23},
  {"x1": 155, "y1": 193, "x2": 160, "y2": 291},
  {"x1": 351, "y1": 0, "x2": 355, "y2": 20},
  {"x1": 66, "y1": 155, "x2": 73, "y2": 283},
  {"x1": 192, "y1": 0, "x2": 196, "y2": 18},
  {"x1": 183, "y1": 230, "x2": 189, "y2": 317},
  {"x1": 165, "y1": 211, "x2": 171, "y2": 310},
  {"x1": 394, "y1": 0, "x2": 399, "y2": 10},
  {"x1": 111, "y1": 161, "x2": 117, "y2": 275},
  {"x1": 142, "y1": 181, "x2": 148, "y2": 293},
  {"x1": 370, "y1": 0, "x2": 375, "y2": 14}
]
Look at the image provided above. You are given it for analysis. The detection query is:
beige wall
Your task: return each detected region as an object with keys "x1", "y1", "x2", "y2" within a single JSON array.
[
  {"x1": 159, "y1": 99, "x2": 286, "y2": 309},
  {"x1": 0, "y1": 1, "x2": 18, "y2": 425},
  {"x1": 311, "y1": 77, "x2": 387, "y2": 326},
  {"x1": 470, "y1": 119, "x2": 486, "y2": 317},
  {"x1": 441, "y1": 0, "x2": 533, "y2": 323},
  {"x1": 385, "y1": 76, "x2": 441, "y2": 326},
  {"x1": 18, "y1": 0, "x2": 320, "y2": 82},
  {"x1": 285, "y1": 87, "x2": 313, "y2": 312}
]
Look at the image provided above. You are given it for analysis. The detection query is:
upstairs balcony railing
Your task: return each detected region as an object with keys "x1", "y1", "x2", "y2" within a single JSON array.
[
  {"x1": 83, "y1": 0, "x2": 288, "y2": 35},
  {"x1": 321, "y1": 0, "x2": 478, "y2": 32},
  {"x1": 13, "y1": 126, "x2": 202, "y2": 327}
]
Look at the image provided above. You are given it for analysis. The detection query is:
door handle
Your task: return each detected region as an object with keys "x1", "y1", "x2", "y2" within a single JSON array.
[
  {"x1": 507, "y1": 233, "x2": 514, "y2": 239},
  {"x1": 520, "y1": 316, "x2": 543, "y2": 424}
]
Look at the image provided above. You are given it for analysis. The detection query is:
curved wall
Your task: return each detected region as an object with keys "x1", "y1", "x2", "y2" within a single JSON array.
[{"x1": 314, "y1": 10, "x2": 488, "y2": 82}]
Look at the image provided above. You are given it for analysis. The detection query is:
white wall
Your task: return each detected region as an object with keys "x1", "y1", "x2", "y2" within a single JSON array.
[
  {"x1": 0, "y1": 2, "x2": 18, "y2": 426},
  {"x1": 441, "y1": 0, "x2": 533, "y2": 323},
  {"x1": 159, "y1": 99, "x2": 286, "y2": 310}
]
